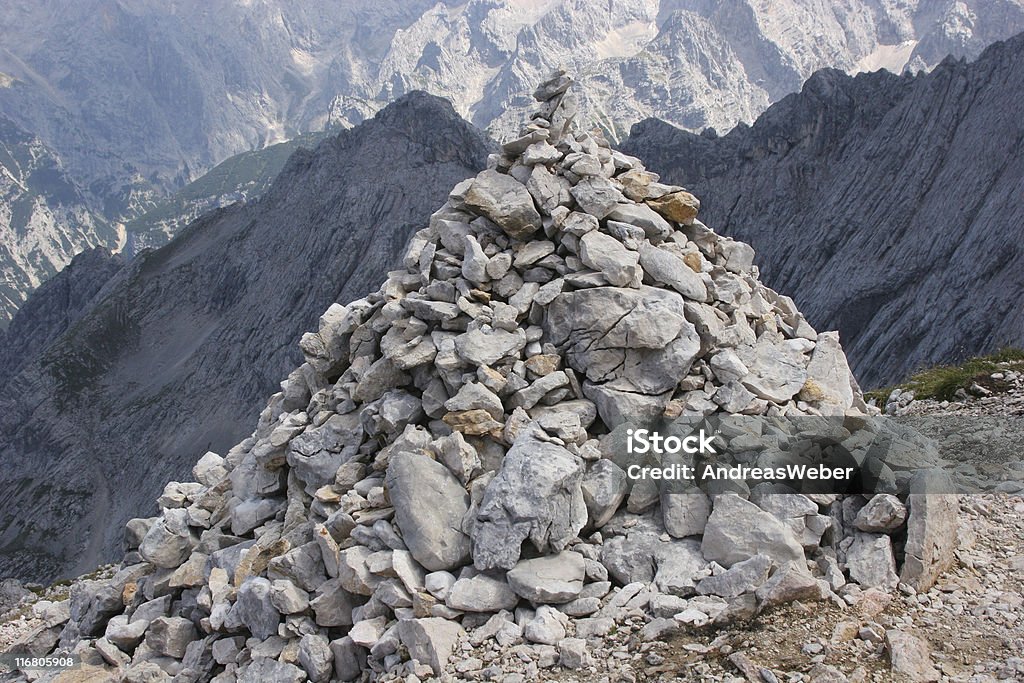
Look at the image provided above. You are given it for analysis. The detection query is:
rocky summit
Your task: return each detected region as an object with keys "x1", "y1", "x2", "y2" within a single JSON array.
[{"x1": 16, "y1": 74, "x2": 960, "y2": 682}]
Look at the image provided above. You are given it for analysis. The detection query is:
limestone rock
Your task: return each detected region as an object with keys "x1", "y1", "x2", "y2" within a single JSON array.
[
  {"x1": 579, "y1": 231, "x2": 642, "y2": 288},
  {"x1": 446, "y1": 573, "x2": 519, "y2": 612},
  {"x1": 138, "y1": 514, "x2": 194, "y2": 569},
  {"x1": 606, "y1": 203, "x2": 672, "y2": 242},
  {"x1": 398, "y1": 617, "x2": 465, "y2": 675},
  {"x1": 701, "y1": 495, "x2": 805, "y2": 568},
  {"x1": 558, "y1": 637, "x2": 588, "y2": 669},
  {"x1": 145, "y1": 616, "x2": 197, "y2": 659},
  {"x1": 800, "y1": 331, "x2": 856, "y2": 410},
  {"x1": 637, "y1": 243, "x2": 706, "y2": 301},
  {"x1": 523, "y1": 605, "x2": 567, "y2": 645},
  {"x1": 580, "y1": 459, "x2": 628, "y2": 529},
  {"x1": 696, "y1": 554, "x2": 772, "y2": 598},
  {"x1": 853, "y1": 494, "x2": 907, "y2": 533},
  {"x1": 886, "y1": 630, "x2": 940, "y2": 682},
  {"x1": 386, "y1": 451, "x2": 471, "y2": 572},
  {"x1": 646, "y1": 190, "x2": 700, "y2": 225},
  {"x1": 506, "y1": 551, "x2": 585, "y2": 604},
  {"x1": 463, "y1": 170, "x2": 542, "y2": 239},
  {"x1": 738, "y1": 338, "x2": 809, "y2": 403},
  {"x1": 900, "y1": 470, "x2": 959, "y2": 592},
  {"x1": 233, "y1": 577, "x2": 281, "y2": 641},
  {"x1": 755, "y1": 563, "x2": 828, "y2": 610},
  {"x1": 472, "y1": 430, "x2": 586, "y2": 570},
  {"x1": 661, "y1": 488, "x2": 711, "y2": 538},
  {"x1": 298, "y1": 633, "x2": 333, "y2": 683},
  {"x1": 844, "y1": 532, "x2": 898, "y2": 588}
]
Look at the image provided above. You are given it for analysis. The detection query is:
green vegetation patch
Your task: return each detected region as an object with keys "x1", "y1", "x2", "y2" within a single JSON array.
[{"x1": 867, "y1": 347, "x2": 1024, "y2": 403}]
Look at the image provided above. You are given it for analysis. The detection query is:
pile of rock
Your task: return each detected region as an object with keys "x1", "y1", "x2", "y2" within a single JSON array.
[{"x1": 35, "y1": 73, "x2": 958, "y2": 682}]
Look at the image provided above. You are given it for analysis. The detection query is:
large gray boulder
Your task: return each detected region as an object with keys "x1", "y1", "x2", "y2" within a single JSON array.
[
  {"x1": 233, "y1": 577, "x2": 282, "y2": 641},
  {"x1": 844, "y1": 532, "x2": 898, "y2": 589},
  {"x1": 637, "y1": 242, "x2": 707, "y2": 301},
  {"x1": 578, "y1": 231, "x2": 642, "y2": 287},
  {"x1": 737, "y1": 338, "x2": 809, "y2": 403},
  {"x1": 286, "y1": 413, "x2": 363, "y2": 493},
  {"x1": 545, "y1": 286, "x2": 700, "y2": 427},
  {"x1": 701, "y1": 495, "x2": 805, "y2": 568},
  {"x1": 398, "y1": 618, "x2": 465, "y2": 675},
  {"x1": 506, "y1": 551, "x2": 585, "y2": 604},
  {"x1": 580, "y1": 459, "x2": 628, "y2": 529},
  {"x1": 138, "y1": 512, "x2": 194, "y2": 569},
  {"x1": 463, "y1": 170, "x2": 542, "y2": 239},
  {"x1": 145, "y1": 616, "x2": 197, "y2": 659},
  {"x1": 472, "y1": 430, "x2": 586, "y2": 570},
  {"x1": 446, "y1": 573, "x2": 519, "y2": 612},
  {"x1": 385, "y1": 451, "x2": 472, "y2": 572},
  {"x1": 900, "y1": 469, "x2": 959, "y2": 592}
]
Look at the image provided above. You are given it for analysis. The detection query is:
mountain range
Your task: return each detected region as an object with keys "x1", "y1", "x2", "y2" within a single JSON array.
[
  {"x1": 621, "y1": 33, "x2": 1024, "y2": 387},
  {"x1": 3, "y1": 0, "x2": 1024, "y2": 325},
  {"x1": 0, "y1": 11, "x2": 1022, "y2": 584}
]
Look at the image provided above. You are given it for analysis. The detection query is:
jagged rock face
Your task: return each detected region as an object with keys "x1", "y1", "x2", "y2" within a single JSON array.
[
  {"x1": 0, "y1": 116, "x2": 115, "y2": 326},
  {"x1": 0, "y1": 92, "x2": 491, "y2": 582},
  {"x1": 42, "y1": 74, "x2": 957, "y2": 682},
  {"x1": 621, "y1": 33, "x2": 1024, "y2": 387},
  {"x1": 3, "y1": 2, "x2": 1022, "y2": 328}
]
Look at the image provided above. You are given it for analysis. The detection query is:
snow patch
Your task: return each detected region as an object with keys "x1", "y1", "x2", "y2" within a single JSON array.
[
  {"x1": 856, "y1": 40, "x2": 918, "y2": 74},
  {"x1": 289, "y1": 47, "x2": 317, "y2": 76},
  {"x1": 593, "y1": 21, "x2": 658, "y2": 60}
]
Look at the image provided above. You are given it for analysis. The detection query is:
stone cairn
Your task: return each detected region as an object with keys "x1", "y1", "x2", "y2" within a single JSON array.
[{"x1": 45, "y1": 73, "x2": 959, "y2": 682}]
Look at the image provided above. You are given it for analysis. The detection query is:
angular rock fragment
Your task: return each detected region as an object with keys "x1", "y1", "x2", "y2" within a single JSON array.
[
  {"x1": 463, "y1": 170, "x2": 542, "y2": 239},
  {"x1": 386, "y1": 451, "x2": 471, "y2": 572},
  {"x1": 472, "y1": 430, "x2": 586, "y2": 570},
  {"x1": 701, "y1": 495, "x2": 805, "y2": 568},
  {"x1": 506, "y1": 551, "x2": 585, "y2": 604}
]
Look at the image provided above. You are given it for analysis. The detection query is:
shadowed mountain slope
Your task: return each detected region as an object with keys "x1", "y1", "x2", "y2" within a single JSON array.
[
  {"x1": 0, "y1": 92, "x2": 491, "y2": 581},
  {"x1": 622, "y1": 33, "x2": 1024, "y2": 387}
]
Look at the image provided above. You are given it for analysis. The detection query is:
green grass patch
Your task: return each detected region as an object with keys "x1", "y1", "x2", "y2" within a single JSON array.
[{"x1": 867, "y1": 347, "x2": 1024, "y2": 403}]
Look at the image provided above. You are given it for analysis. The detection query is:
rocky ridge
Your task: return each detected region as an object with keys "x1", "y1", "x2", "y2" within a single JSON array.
[
  {"x1": 3, "y1": 75, "x2": 961, "y2": 682},
  {"x1": 5, "y1": 2, "x2": 1024, "y2": 325},
  {"x1": 620, "y1": 33, "x2": 1024, "y2": 388},
  {"x1": 0, "y1": 247, "x2": 125, "y2": 385},
  {"x1": 0, "y1": 116, "x2": 116, "y2": 327}
]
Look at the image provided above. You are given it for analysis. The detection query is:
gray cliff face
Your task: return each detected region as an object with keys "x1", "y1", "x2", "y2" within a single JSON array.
[
  {"x1": 0, "y1": 116, "x2": 115, "y2": 326},
  {"x1": 3, "y1": 2, "x2": 1023, "y2": 326},
  {"x1": 0, "y1": 92, "x2": 491, "y2": 582},
  {"x1": 621, "y1": 34, "x2": 1024, "y2": 387},
  {"x1": 0, "y1": 247, "x2": 125, "y2": 385}
]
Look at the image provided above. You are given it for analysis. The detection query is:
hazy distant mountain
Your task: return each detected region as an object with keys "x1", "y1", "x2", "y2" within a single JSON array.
[
  {"x1": 622, "y1": 33, "x2": 1024, "y2": 387},
  {"x1": 0, "y1": 92, "x2": 491, "y2": 582},
  {"x1": 0, "y1": 116, "x2": 114, "y2": 326},
  {"x1": 2, "y1": 0, "x2": 1022, "y2": 324},
  {"x1": 123, "y1": 131, "x2": 332, "y2": 252},
  {"x1": 3, "y1": 0, "x2": 1021, "y2": 209}
]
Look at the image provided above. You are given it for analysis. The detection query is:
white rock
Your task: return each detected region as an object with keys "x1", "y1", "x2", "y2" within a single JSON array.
[
  {"x1": 398, "y1": 618, "x2": 465, "y2": 675},
  {"x1": 506, "y1": 551, "x2": 585, "y2": 604}
]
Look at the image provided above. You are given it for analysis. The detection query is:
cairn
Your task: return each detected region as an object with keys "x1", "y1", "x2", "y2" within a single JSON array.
[{"x1": 31, "y1": 73, "x2": 958, "y2": 683}]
